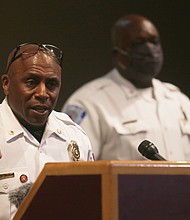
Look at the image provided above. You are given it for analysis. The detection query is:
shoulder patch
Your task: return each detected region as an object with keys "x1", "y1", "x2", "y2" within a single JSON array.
[{"x1": 65, "y1": 105, "x2": 86, "y2": 125}]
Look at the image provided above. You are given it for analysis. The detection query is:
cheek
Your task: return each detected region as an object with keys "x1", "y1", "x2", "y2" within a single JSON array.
[
  {"x1": 49, "y1": 92, "x2": 60, "y2": 107},
  {"x1": 51, "y1": 87, "x2": 61, "y2": 98},
  {"x1": 9, "y1": 87, "x2": 23, "y2": 98},
  {"x1": 50, "y1": 92, "x2": 59, "y2": 103},
  {"x1": 9, "y1": 86, "x2": 31, "y2": 107}
]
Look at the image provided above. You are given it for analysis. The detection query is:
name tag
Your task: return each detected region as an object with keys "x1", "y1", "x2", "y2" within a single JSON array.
[{"x1": 0, "y1": 172, "x2": 15, "y2": 180}]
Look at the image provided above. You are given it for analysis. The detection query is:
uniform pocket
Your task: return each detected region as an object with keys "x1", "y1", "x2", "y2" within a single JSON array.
[
  {"x1": 0, "y1": 167, "x2": 30, "y2": 193},
  {"x1": 0, "y1": 167, "x2": 30, "y2": 219},
  {"x1": 111, "y1": 118, "x2": 148, "y2": 160},
  {"x1": 114, "y1": 118, "x2": 149, "y2": 135}
]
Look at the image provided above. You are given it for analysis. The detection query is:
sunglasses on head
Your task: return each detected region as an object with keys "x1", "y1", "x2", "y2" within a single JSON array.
[{"x1": 6, "y1": 43, "x2": 63, "y2": 73}]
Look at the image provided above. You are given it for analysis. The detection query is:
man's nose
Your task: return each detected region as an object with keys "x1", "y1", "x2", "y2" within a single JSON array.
[{"x1": 35, "y1": 83, "x2": 49, "y2": 100}]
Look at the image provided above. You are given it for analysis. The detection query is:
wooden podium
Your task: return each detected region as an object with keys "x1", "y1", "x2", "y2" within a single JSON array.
[{"x1": 14, "y1": 160, "x2": 190, "y2": 220}]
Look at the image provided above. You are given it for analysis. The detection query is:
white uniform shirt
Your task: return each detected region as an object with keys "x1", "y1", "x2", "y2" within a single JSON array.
[
  {"x1": 63, "y1": 68, "x2": 190, "y2": 161},
  {"x1": 0, "y1": 98, "x2": 93, "y2": 220}
]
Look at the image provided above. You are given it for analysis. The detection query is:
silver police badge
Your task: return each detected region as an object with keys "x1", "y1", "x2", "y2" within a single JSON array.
[{"x1": 67, "y1": 140, "x2": 80, "y2": 161}]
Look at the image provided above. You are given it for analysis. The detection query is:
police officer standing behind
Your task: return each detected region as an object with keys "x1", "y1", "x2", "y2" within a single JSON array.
[
  {"x1": 0, "y1": 43, "x2": 94, "y2": 219},
  {"x1": 62, "y1": 14, "x2": 190, "y2": 161}
]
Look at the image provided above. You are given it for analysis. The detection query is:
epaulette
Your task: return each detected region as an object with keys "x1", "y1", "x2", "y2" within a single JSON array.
[
  {"x1": 164, "y1": 82, "x2": 180, "y2": 92},
  {"x1": 53, "y1": 111, "x2": 87, "y2": 135},
  {"x1": 54, "y1": 111, "x2": 76, "y2": 125}
]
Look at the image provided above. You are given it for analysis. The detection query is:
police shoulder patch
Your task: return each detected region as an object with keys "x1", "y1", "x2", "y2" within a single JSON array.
[{"x1": 65, "y1": 105, "x2": 86, "y2": 125}]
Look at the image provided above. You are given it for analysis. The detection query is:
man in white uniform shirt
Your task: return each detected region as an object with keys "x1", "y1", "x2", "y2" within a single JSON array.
[
  {"x1": 0, "y1": 43, "x2": 94, "y2": 219},
  {"x1": 62, "y1": 14, "x2": 190, "y2": 161}
]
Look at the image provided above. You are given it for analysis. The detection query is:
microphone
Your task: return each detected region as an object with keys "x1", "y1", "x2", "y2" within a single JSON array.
[
  {"x1": 9, "y1": 182, "x2": 33, "y2": 208},
  {"x1": 138, "y1": 140, "x2": 167, "y2": 161}
]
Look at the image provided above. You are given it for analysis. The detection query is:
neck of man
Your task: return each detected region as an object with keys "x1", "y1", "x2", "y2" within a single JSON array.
[
  {"x1": 24, "y1": 124, "x2": 45, "y2": 142},
  {"x1": 129, "y1": 78, "x2": 153, "y2": 88},
  {"x1": 10, "y1": 108, "x2": 46, "y2": 142},
  {"x1": 18, "y1": 118, "x2": 46, "y2": 142},
  {"x1": 117, "y1": 67, "x2": 154, "y2": 88}
]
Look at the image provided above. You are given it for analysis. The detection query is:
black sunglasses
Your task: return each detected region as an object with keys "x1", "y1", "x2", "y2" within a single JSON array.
[{"x1": 6, "y1": 43, "x2": 63, "y2": 73}]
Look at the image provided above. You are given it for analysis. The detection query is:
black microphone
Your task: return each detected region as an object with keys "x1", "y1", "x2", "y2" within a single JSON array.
[
  {"x1": 138, "y1": 140, "x2": 167, "y2": 161},
  {"x1": 9, "y1": 182, "x2": 33, "y2": 208}
]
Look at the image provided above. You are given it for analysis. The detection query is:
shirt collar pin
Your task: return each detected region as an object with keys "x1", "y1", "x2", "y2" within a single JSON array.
[
  {"x1": 57, "y1": 129, "x2": 62, "y2": 134},
  {"x1": 9, "y1": 130, "x2": 14, "y2": 135}
]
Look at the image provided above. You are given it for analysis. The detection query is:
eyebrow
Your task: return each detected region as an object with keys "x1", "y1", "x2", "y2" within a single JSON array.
[{"x1": 24, "y1": 72, "x2": 60, "y2": 78}]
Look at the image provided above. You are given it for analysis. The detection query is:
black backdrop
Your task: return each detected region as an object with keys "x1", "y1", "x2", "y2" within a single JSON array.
[{"x1": 0, "y1": 1, "x2": 189, "y2": 111}]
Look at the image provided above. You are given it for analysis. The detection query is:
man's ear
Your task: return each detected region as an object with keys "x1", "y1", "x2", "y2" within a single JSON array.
[
  {"x1": 112, "y1": 50, "x2": 121, "y2": 66},
  {"x1": 112, "y1": 50, "x2": 128, "y2": 68},
  {"x1": 1, "y1": 74, "x2": 10, "y2": 95},
  {"x1": 112, "y1": 50, "x2": 118, "y2": 60}
]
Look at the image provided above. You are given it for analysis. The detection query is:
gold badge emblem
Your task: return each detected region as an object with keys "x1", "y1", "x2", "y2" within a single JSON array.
[{"x1": 67, "y1": 140, "x2": 80, "y2": 161}]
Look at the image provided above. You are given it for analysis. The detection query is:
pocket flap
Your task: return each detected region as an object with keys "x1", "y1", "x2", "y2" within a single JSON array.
[
  {"x1": 114, "y1": 119, "x2": 148, "y2": 135},
  {"x1": 0, "y1": 167, "x2": 30, "y2": 194}
]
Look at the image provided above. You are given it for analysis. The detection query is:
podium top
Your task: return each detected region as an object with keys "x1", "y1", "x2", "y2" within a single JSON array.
[
  {"x1": 41, "y1": 160, "x2": 190, "y2": 175},
  {"x1": 14, "y1": 160, "x2": 190, "y2": 220}
]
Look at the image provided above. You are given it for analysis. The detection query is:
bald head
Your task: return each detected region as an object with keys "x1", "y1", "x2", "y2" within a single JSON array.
[
  {"x1": 112, "y1": 14, "x2": 160, "y2": 49},
  {"x1": 5, "y1": 43, "x2": 63, "y2": 74}
]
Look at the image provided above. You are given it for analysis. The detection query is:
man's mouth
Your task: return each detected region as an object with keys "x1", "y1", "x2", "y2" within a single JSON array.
[{"x1": 32, "y1": 106, "x2": 49, "y2": 113}]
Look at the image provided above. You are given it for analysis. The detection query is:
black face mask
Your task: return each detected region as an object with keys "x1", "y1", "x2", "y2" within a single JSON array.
[
  {"x1": 119, "y1": 42, "x2": 163, "y2": 86},
  {"x1": 129, "y1": 42, "x2": 163, "y2": 77}
]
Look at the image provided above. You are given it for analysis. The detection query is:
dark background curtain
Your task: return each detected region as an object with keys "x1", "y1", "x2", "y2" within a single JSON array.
[{"x1": 0, "y1": 0, "x2": 189, "y2": 110}]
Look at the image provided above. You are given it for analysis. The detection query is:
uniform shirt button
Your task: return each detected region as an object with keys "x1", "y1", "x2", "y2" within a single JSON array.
[{"x1": 3, "y1": 183, "x2": 9, "y2": 190}]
